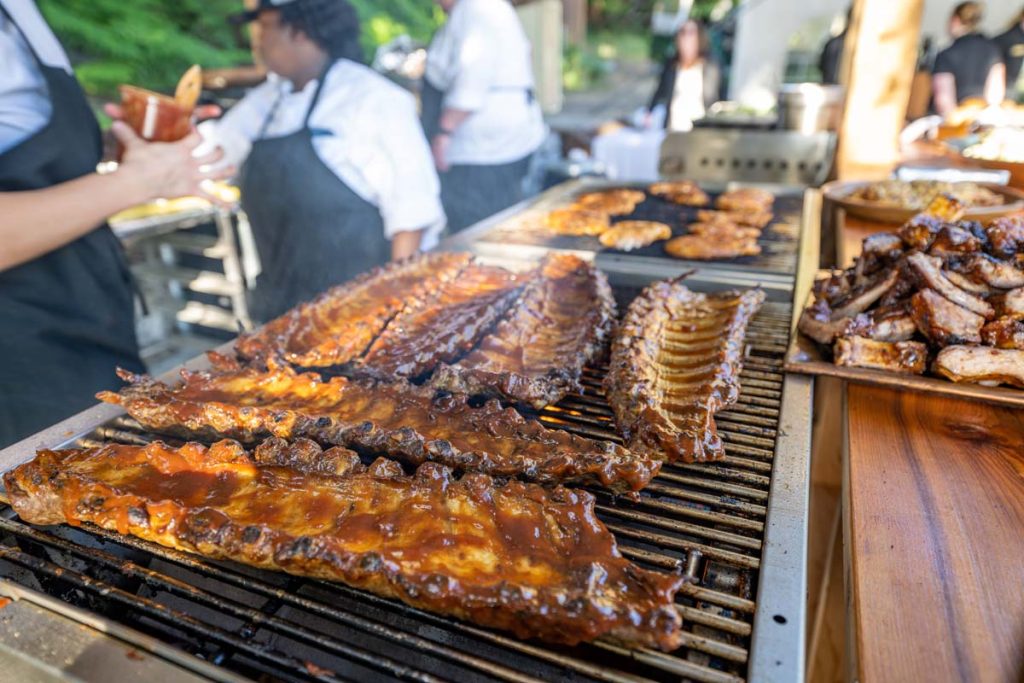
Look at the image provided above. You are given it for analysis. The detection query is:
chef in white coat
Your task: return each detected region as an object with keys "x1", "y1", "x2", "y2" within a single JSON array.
[
  {"x1": 201, "y1": 0, "x2": 445, "y2": 321},
  {"x1": 423, "y1": 0, "x2": 546, "y2": 232}
]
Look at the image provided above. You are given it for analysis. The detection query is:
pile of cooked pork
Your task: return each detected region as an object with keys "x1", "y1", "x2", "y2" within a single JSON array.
[{"x1": 798, "y1": 195, "x2": 1024, "y2": 387}]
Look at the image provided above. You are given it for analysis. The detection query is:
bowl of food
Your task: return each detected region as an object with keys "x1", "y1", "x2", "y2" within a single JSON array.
[
  {"x1": 822, "y1": 178, "x2": 1024, "y2": 223},
  {"x1": 962, "y1": 127, "x2": 1024, "y2": 190}
]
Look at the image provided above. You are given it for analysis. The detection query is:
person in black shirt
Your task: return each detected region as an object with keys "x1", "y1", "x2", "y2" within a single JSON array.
[
  {"x1": 994, "y1": 8, "x2": 1024, "y2": 97},
  {"x1": 818, "y1": 7, "x2": 852, "y2": 85},
  {"x1": 931, "y1": 1, "x2": 1005, "y2": 116}
]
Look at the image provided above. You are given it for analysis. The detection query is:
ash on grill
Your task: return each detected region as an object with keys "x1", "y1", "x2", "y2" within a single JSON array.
[{"x1": 0, "y1": 294, "x2": 793, "y2": 683}]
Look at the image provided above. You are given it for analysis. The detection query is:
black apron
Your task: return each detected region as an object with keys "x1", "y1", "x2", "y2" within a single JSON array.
[
  {"x1": 0, "y1": 5, "x2": 143, "y2": 448},
  {"x1": 420, "y1": 76, "x2": 534, "y2": 233},
  {"x1": 240, "y1": 63, "x2": 390, "y2": 323}
]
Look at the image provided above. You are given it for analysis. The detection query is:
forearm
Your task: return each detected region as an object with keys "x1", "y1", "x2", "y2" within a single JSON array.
[
  {"x1": 0, "y1": 170, "x2": 148, "y2": 272},
  {"x1": 390, "y1": 229, "x2": 425, "y2": 260},
  {"x1": 931, "y1": 74, "x2": 957, "y2": 117},
  {"x1": 984, "y1": 64, "x2": 1006, "y2": 105},
  {"x1": 439, "y1": 108, "x2": 472, "y2": 134}
]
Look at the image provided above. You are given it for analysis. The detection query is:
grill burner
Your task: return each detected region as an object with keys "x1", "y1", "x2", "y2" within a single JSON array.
[{"x1": 0, "y1": 292, "x2": 794, "y2": 683}]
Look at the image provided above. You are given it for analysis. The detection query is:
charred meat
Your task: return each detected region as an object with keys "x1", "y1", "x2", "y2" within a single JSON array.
[
  {"x1": 933, "y1": 346, "x2": 1024, "y2": 388},
  {"x1": 985, "y1": 215, "x2": 1024, "y2": 258},
  {"x1": 907, "y1": 252, "x2": 994, "y2": 319},
  {"x1": 4, "y1": 439, "x2": 684, "y2": 650},
  {"x1": 909, "y1": 289, "x2": 984, "y2": 346},
  {"x1": 981, "y1": 317, "x2": 1024, "y2": 350},
  {"x1": 834, "y1": 336, "x2": 928, "y2": 374}
]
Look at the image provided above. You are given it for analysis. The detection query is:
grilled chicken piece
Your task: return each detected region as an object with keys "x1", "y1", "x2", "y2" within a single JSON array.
[
  {"x1": 907, "y1": 252, "x2": 994, "y2": 319},
  {"x1": 235, "y1": 252, "x2": 472, "y2": 368},
  {"x1": 834, "y1": 336, "x2": 928, "y2": 374},
  {"x1": 4, "y1": 439, "x2": 684, "y2": 651},
  {"x1": 599, "y1": 220, "x2": 672, "y2": 251},
  {"x1": 928, "y1": 225, "x2": 983, "y2": 257},
  {"x1": 933, "y1": 346, "x2": 1024, "y2": 388},
  {"x1": 910, "y1": 289, "x2": 984, "y2": 345},
  {"x1": 575, "y1": 189, "x2": 646, "y2": 216},
  {"x1": 715, "y1": 187, "x2": 774, "y2": 213},
  {"x1": 991, "y1": 288, "x2": 1024, "y2": 319},
  {"x1": 695, "y1": 209, "x2": 773, "y2": 229},
  {"x1": 545, "y1": 208, "x2": 611, "y2": 236},
  {"x1": 664, "y1": 234, "x2": 760, "y2": 260},
  {"x1": 430, "y1": 254, "x2": 616, "y2": 409},
  {"x1": 649, "y1": 180, "x2": 709, "y2": 206},
  {"x1": 99, "y1": 357, "x2": 659, "y2": 492},
  {"x1": 686, "y1": 222, "x2": 761, "y2": 240},
  {"x1": 605, "y1": 277, "x2": 765, "y2": 463},
  {"x1": 985, "y1": 215, "x2": 1024, "y2": 258},
  {"x1": 966, "y1": 253, "x2": 1024, "y2": 289},
  {"x1": 798, "y1": 299, "x2": 850, "y2": 344},
  {"x1": 830, "y1": 270, "x2": 900, "y2": 320},
  {"x1": 981, "y1": 317, "x2": 1024, "y2": 349},
  {"x1": 843, "y1": 307, "x2": 916, "y2": 342}
]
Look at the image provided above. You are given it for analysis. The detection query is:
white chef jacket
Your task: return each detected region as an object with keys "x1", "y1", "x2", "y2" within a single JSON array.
[
  {"x1": 425, "y1": 0, "x2": 546, "y2": 166},
  {"x1": 199, "y1": 60, "x2": 445, "y2": 247},
  {"x1": 0, "y1": 0, "x2": 73, "y2": 154}
]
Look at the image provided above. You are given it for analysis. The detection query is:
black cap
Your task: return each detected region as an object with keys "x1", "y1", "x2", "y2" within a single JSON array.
[{"x1": 228, "y1": 0, "x2": 299, "y2": 25}]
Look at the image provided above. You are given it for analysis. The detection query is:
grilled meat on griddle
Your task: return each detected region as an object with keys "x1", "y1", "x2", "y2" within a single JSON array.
[
  {"x1": 99, "y1": 356, "x2": 659, "y2": 492},
  {"x1": 4, "y1": 439, "x2": 684, "y2": 650},
  {"x1": 664, "y1": 234, "x2": 761, "y2": 260},
  {"x1": 605, "y1": 276, "x2": 765, "y2": 463},
  {"x1": 430, "y1": 254, "x2": 615, "y2": 409}
]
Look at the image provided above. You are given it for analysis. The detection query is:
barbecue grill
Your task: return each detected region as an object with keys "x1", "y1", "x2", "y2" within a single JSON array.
[{"x1": 0, "y1": 201, "x2": 818, "y2": 682}]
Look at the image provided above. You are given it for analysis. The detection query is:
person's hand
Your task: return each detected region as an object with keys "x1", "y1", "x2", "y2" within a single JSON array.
[
  {"x1": 643, "y1": 111, "x2": 653, "y2": 129},
  {"x1": 432, "y1": 133, "x2": 451, "y2": 172},
  {"x1": 111, "y1": 122, "x2": 235, "y2": 204}
]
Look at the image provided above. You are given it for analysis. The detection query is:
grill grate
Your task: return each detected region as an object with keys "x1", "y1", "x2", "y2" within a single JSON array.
[
  {"x1": 475, "y1": 190, "x2": 802, "y2": 277},
  {"x1": 0, "y1": 298, "x2": 793, "y2": 683}
]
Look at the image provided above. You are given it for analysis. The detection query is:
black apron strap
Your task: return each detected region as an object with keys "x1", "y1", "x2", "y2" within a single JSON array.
[{"x1": 302, "y1": 60, "x2": 335, "y2": 128}]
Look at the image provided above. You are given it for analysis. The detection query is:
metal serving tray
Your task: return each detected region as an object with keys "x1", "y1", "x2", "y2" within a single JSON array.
[{"x1": 784, "y1": 270, "x2": 1024, "y2": 408}]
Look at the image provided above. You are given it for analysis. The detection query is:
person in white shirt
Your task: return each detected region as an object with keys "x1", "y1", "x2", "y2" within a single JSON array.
[
  {"x1": 646, "y1": 19, "x2": 720, "y2": 132},
  {"x1": 202, "y1": 0, "x2": 445, "y2": 321},
  {"x1": 424, "y1": 0, "x2": 546, "y2": 232},
  {"x1": 0, "y1": 0, "x2": 227, "y2": 448}
]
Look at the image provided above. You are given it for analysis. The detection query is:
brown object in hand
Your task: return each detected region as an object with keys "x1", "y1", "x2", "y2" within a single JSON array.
[
  {"x1": 604, "y1": 276, "x2": 765, "y2": 463},
  {"x1": 429, "y1": 253, "x2": 616, "y2": 408},
  {"x1": 715, "y1": 188, "x2": 774, "y2": 213},
  {"x1": 119, "y1": 85, "x2": 193, "y2": 143},
  {"x1": 574, "y1": 189, "x2": 645, "y2": 215},
  {"x1": 664, "y1": 234, "x2": 761, "y2": 260},
  {"x1": 695, "y1": 209, "x2": 773, "y2": 229},
  {"x1": 235, "y1": 252, "x2": 472, "y2": 368},
  {"x1": 174, "y1": 64, "x2": 203, "y2": 110},
  {"x1": 545, "y1": 208, "x2": 611, "y2": 236},
  {"x1": 834, "y1": 336, "x2": 928, "y2": 374},
  {"x1": 357, "y1": 263, "x2": 526, "y2": 379},
  {"x1": 3, "y1": 439, "x2": 684, "y2": 650},
  {"x1": 98, "y1": 356, "x2": 660, "y2": 492},
  {"x1": 598, "y1": 220, "x2": 673, "y2": 251},
  {"x1": 933, "y1": 346, "x2": 1024, "y2": 388},
  {"x1": 648, "y1": 180, "x2": 709, "y2": 206}
]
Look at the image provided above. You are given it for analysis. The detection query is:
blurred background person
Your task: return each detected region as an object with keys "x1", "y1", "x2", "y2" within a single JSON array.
[
  {"x1": 931, "y1": 1, "x2": 1005, "y2": 116},
  {"x1": 0, "y1": 0, "x2": 225, "y2": 447},
  {"x1": 818, "y1": 7, "x2": 851, "y2": 86},
  {"x1": 423, "y1": 0, "x2": 546, "y2": 233},
  {"x1": 202, "y1": 0, "x2": 444, "y2": 322},
  {"x1": 994, "y1": 7, "x2": 1024, "y2": 99},
  {"x1": 646, "y1": 19, "x2": 720, "y2": 132}
]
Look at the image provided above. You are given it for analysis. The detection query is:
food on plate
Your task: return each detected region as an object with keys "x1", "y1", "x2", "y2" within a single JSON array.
[
  {"x1": 430, "y1": 254, "x2": 615, "y2": 408},
  {"x1": 545, "y1": 208, "x2": 611, "y2": 236},
  {"x1": 605, "y1": 276, "x2": 765, "y2": 463},
  {"x1": 598, "y1": 220, "x2": 673, "y2": 251},
  {"x1": 574, "y1": 189, "x2": 645, "y2": 215},
  {"x1": 797, "y1": 195, "x2": 1024, "y2": 388},
  {"x1": 4, "y1": 438, "x2": 684, "y2": 650},
  {"x1": 963, "y1": 127, "x2": 1024, "y2": 164},
  {"x1": 842, "y1": 179, "x2": 1004, "y2": 210},
  {"x1": 356, "y1": 264, "x2": 526, "y2": 379},
  {"x1": 648, "y1": 180, "x2": 710, "y2": 207},
  {"x1": 715, "y1": 187, "x2": 774, "y2": 213},
  {"x1": 664, "y1": 233, "x2": 761, "y2": 260},
  {"x1": 99, "y1": 356, "x2": 660, "y2": 492},
  {"x1": 695, "y1": 209, "x2": 773, "y2": 229},
  {"x1": 236, "y1": 252, "x2": 472, "y2": 368}
]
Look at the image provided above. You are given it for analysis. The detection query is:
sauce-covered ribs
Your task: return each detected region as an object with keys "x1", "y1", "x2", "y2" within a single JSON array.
[
  {"x1": 4, "y1": 439, "x2": 684, "y2": 650},
  {"x1": 605, "y1": 277, "x2": 765, "y2": 463},
  {"x1": 430, "y1": 254, "x2": 616, "y2": 408},
  {"x1": 98, "y1": 356, "x2": 659, "y2": 492}
]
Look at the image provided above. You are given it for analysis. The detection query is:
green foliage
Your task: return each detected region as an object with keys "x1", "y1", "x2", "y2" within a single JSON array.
[{"x1": 349, "y1": 0, "x2": 442, "y2": 54}]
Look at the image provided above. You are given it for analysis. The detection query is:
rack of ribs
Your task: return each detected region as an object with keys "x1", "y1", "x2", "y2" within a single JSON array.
[
  {"x1": 3, "y1": 438, "x2": 684, "y2": 650},
  {"x1": 235, "y1": 252, "x2": 472, "y2": 368},
  {"x1": 98, "y1": 356, "x2": 660, "y2": 492},
  {"x1": 604, "y1": 276, "x2": 765, "y2": 463},
  {"x1": 356, "y1": 263, "x2": 527, "y2": 380},
  {"x1": 429, "y1": 254, "x2": 616, "y2": 409}
]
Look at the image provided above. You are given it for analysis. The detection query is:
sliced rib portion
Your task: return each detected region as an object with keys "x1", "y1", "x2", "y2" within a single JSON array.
[
  {"x1": 4, "y1": 439, "x2": 683, "y2": 651},
  {"x1": 605, "y1": 277, "x2": 765, "y2": 463},
  {"x1": 910, "y1": 288, "x2": 984, "y2": 346},
  {"x1": 834, "y1": 336, "x2": 927, "y2": 374},
  {"x1": 358, "y1": 264, "x2": 526, "y2": 379},
  {"x1": 430, "y1": 254, "x2": 616, "y2": 408},
  {"x1": 933, "y1": 346, "x2": 1024, "y2": 388},
  {"x1": 99, "y1": 357, "x2": 659, "y2": 492},
  {"x1": 235, "y1": 252, "x2": 472, "y2": 368},
  {"x1": 981, "y1": 317, "x2": 1024, "y2": 350}
]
